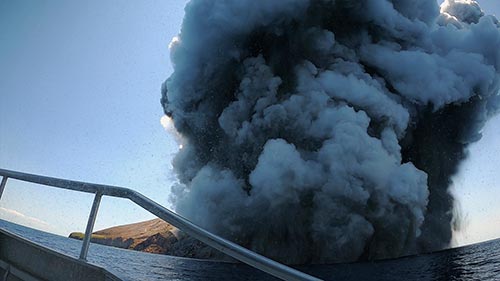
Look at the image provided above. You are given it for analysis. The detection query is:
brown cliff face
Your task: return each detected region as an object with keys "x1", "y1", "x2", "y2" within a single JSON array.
[{"x1": 69, "y1": 218, "x2": 227, "y2": 260}]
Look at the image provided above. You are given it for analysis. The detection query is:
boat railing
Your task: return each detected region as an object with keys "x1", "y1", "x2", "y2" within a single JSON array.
[{"x1": 0, "y1": 168, "x2": 321, "y2": 281}]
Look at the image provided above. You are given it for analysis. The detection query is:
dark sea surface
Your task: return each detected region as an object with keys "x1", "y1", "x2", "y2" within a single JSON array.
[{"x1": 1, "y1": 219, "x2": 499, "y2": 281}]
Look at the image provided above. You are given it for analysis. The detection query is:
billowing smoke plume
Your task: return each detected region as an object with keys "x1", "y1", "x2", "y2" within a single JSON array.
[{"x1": 161, "y1": 0, "x2": 500, "y2": 264}]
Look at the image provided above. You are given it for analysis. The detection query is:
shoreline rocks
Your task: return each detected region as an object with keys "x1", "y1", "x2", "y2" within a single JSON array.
[{"x1": 68, "y1": 218, "x2": 227, "y2": 260}]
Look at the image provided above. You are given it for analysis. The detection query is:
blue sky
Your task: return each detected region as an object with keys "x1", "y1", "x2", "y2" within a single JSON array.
[
  {"x1": 0, "y1": 1, "x2": 499, "y2": 246},
  {"x1": 0, "y1": 0, "x2": 188, "y2": 235}
]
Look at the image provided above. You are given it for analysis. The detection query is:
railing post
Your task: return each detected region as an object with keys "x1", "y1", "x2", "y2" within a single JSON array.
[
  {"x1": 79, "y1": 191, "x2": 103, "y2": 261},
  {"x1": 0, "y1": 169, "x2": 322, "y2": 280},
  {"x1": 0, "y1": 176, "x2": 8, "y2": 200}
]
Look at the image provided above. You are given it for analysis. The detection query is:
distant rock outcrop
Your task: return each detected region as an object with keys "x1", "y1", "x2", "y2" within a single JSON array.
[{"x1": 69, "y1": 218, "x2": 227, "y2": 260}]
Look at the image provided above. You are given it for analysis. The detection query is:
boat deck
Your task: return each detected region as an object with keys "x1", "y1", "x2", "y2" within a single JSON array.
[
  {"x1": 0, "y1": 228, "x2": 122, "y2": 281},
  {"x1": 0, "y1": 168, "x2": 319, "y2": 281}
]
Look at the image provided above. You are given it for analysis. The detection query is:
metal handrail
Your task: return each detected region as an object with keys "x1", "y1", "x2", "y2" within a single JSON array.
[{"x1": 0, "y1": 169, "x2": 322, "y2": 281}]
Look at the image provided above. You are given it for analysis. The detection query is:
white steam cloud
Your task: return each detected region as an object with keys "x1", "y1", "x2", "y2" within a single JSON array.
[{"x1": 161, "y1": 0, "x2": 500, "y2": 263}]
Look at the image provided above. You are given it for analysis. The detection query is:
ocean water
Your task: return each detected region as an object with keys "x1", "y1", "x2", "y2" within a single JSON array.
[{"x1": 1, "y1": 219, "x2": 499, "y2": 281}]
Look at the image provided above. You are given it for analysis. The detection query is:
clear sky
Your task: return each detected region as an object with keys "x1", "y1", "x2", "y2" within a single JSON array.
[
  {"x1": 0, "y1": 0, "x2": 499, "y2": 247},
  {"x1": 0, "y1": 0, "x2": 189, "y2": 235}
]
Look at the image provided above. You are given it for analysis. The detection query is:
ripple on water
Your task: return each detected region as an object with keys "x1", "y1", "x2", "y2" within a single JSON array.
[{"x1": 1, "y1": 220, "x2": 499, "y2": 281}]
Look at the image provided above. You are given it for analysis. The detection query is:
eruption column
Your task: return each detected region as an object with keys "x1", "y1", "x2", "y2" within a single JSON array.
[{"x1": 162, "y1": 0, "x2": 500, "y2": 263}]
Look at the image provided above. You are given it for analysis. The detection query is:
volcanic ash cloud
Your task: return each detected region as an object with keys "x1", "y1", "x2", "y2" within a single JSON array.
[{"x1": 161, "y1": 0, "x2": 500, "y2": 263}]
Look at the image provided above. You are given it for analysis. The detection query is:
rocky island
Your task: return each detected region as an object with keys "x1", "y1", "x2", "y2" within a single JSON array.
[{"x1": 69, "y1": 218, "x2": 225, "y2": 260}]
